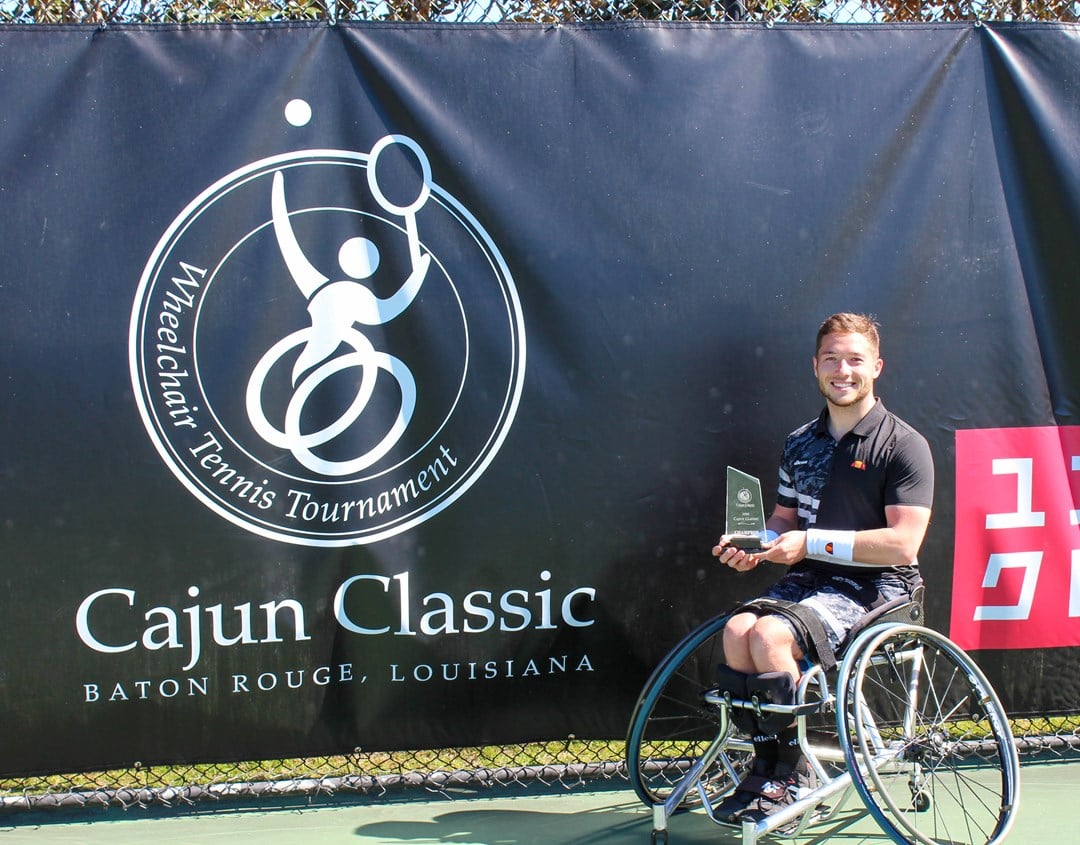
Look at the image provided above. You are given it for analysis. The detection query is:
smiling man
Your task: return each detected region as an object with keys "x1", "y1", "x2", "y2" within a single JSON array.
[{"x1": 710, "y1": 312, "x2": 934, "y2": 825}]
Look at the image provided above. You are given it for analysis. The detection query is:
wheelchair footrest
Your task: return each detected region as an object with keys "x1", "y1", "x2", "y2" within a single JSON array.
[
  {"x1": 701, "y1": 688, "x2": 824, "y2": 719},
  {"x1": 714, "y1": 803, "x2": 832, "y2": 837}
]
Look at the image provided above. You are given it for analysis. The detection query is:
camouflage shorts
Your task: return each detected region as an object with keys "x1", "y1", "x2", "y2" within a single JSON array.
[{"x1": 760, "y1": 567, "x2": 917, "y2": 655}]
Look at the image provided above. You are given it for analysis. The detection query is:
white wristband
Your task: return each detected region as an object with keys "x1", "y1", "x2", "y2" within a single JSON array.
[{"x1": 806, "y1": 528, "x2": 855, "y2": 562}]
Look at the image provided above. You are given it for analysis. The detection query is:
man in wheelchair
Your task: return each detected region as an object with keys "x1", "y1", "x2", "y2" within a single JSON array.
[{"x1": 711, "y1": 312, "x2": 934, "y2": 826}]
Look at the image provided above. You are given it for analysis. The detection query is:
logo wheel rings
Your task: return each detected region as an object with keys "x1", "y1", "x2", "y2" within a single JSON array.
[
  {"x1": 130, "y1": 140, "x2": 525, "y2": 547},
  {"x1": 246, "y1": 325, "x2": 416, "y2": 477}
]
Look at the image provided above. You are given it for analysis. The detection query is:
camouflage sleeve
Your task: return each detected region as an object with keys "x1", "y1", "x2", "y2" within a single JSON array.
[{"x1": 776, "y1": 432, "x2": 798, "y2": 511}]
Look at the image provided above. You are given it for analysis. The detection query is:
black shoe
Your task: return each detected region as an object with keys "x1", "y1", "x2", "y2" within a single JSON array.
[
  {"x1": 738, "y1": 760, "x2": 819, "y2": 824},
  {"x1": 714, "y1": 756, "x2": 774, "y2": 824}
]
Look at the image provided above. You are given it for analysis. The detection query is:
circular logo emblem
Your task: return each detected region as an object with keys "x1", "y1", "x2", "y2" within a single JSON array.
[
  {"x1": 737, "y1": 488, "x2": 752, "y2": 505},
  {"x1": 130, "y1": 135, "x2": 525, "y2": 546}
]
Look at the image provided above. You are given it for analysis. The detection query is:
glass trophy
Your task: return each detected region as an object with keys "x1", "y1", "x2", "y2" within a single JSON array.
[{"x1": 726, "y1": 466, "x2": 767, "y2": 552}]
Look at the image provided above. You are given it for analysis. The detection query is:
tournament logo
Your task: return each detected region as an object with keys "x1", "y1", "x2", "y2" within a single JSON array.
[{"x1": 130, "y1": 109, "x2": 525, "y2": 546}]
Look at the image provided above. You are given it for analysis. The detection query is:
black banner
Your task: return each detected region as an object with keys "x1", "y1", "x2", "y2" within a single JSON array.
[{"x1": 1, "y1": 21, "x2": 1078, "y2": 776}]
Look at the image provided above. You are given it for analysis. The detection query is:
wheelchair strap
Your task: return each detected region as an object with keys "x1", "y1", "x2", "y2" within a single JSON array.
[{"x1": 734, "y1": 597, "x2": 838, "y2": 672}]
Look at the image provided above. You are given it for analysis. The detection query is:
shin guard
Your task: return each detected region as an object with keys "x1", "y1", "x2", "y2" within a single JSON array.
[
  {"x1": 714, "y1": 665, "x2": 756, "y2": 735},
  {"x1": 747, "y1": 671, "x2": 797, "y2": 735}
]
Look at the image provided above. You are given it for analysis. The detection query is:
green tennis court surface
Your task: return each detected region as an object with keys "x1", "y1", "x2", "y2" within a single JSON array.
[{"x1": 2, "y1": 757, "x2": 1072, "y2": 844}]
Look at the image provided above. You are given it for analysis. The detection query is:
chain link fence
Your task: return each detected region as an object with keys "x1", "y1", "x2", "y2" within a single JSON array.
[
  {"x1": 2, "y1": 717, "x2": 1079, "y2": 811},
  {"x1": 3, "y1": 0, "x2": 1080, "y2": 814},
  {"x1": 0, "y1": 739, "x2": 630, "y2": 810}
]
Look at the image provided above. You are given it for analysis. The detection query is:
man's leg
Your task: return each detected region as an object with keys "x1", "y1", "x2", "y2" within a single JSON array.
[
  {"x1": 729, "y1": 611, "x2": 805, "y2": 765},
  {"x1": 737, "y1": 586, "x2": 884, "y2": 824},
  {"x1": 743, "y1": 615, "x2": 804, "y2": 789},
  {"x1": 717, "y1": 613, "x2": 805, "y2": 822}
]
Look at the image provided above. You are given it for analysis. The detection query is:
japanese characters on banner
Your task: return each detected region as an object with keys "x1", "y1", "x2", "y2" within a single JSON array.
[{"x1": 952, "y1": 427, "x2": 1080, "y2": 651}]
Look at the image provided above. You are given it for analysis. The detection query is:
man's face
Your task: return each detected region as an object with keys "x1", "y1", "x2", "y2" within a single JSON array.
[{"x1": 813, "y1": 331, "x2": 883, "y2": 408}]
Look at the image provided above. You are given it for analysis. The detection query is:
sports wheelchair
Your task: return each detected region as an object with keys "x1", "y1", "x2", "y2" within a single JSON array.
[{"x1": 625, "y1": 589, "x2": 1021, "y2": 845}]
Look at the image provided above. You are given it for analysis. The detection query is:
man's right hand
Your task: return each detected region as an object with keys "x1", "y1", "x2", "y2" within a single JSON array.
[
  {"x1": 758, "y1": 530, "x2": 808, "y2": 566},
  {"x1": 713, "y1": 536, "x2": 764, "y2": 572}
]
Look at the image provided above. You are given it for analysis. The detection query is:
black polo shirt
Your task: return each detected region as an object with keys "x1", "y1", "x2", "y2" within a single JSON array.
[{"x1": 776, "y1": 399, "x2": 934, "y2": 574}]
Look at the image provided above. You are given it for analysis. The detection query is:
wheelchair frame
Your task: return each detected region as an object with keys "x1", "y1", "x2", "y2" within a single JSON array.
[{"x1": 625, "y1": 600, "x2": 1021, "y2": 845}]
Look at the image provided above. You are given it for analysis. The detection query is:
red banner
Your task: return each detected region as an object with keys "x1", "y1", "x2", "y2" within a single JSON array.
[{"x1": 952, "y1": 426, "x2": 1080, "y2": 650}]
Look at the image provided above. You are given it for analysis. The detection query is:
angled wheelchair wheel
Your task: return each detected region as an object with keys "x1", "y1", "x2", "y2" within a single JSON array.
[
  {"x1": 626, "y1": 614, "x2": 752, "y2": 809},
  {"x1": 837, "y1": 624, "x2": 1020, "y2": 845}
]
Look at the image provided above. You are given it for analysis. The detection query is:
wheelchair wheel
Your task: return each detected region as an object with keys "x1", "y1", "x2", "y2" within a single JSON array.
[
  {"x1": 625, "y1": 614, "x2": 752, "y2": 809},
  {"x1": 836, "y1": 624, "x2": 1020, "y2": 845}
]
